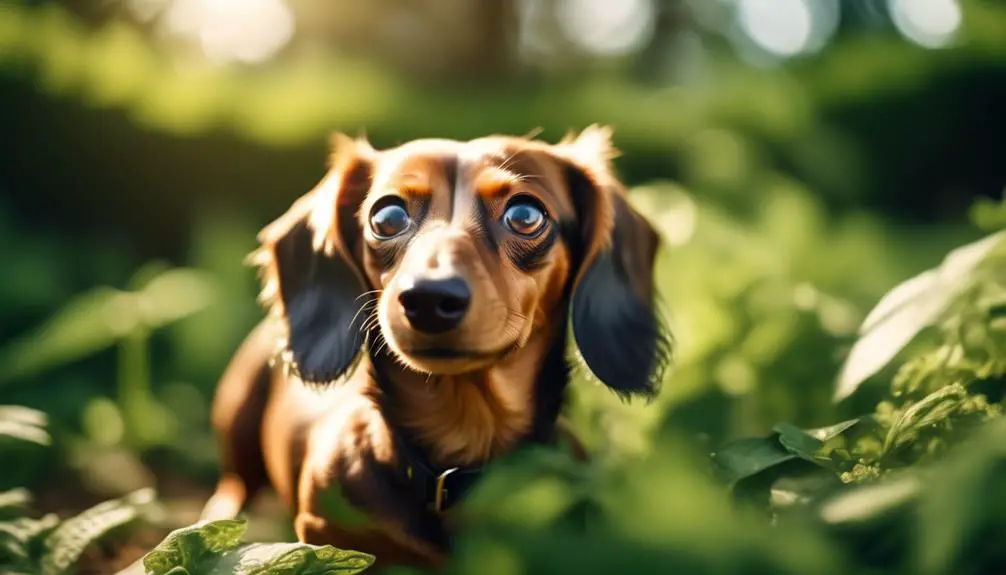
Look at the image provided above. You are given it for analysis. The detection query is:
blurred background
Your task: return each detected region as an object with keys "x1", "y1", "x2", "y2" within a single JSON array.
[{"x1": 1, "y1": 0, "x2": 1005, "y2": 571}]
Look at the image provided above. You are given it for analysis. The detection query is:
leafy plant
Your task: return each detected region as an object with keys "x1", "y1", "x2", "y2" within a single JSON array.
[
  {"x1": 443, "y1": 222, "x2": 1006, "y2": 575},
  {"x1": 0, "y1": 487, "x2": 159, "y2": 575},
  {"x1": 140, "y1": 519, "x2": 374, "y2": 575},
  {"x1": 0, "y1": 264, "x2": 216, "y2": 450},
  {"x1": 835, "y1": 230, "x2": 1006, "y2": 401},
  {"x1": 0, "y1": 409, "x2": 161, "y2": 575}
]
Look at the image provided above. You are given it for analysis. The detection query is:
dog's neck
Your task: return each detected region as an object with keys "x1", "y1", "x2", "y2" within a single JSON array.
[{"x1": 371, "y1": 322, "x2": 571, "y2": 468}]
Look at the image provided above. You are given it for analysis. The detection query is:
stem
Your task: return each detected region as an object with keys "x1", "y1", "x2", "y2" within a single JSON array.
[{"x1": 117, "y1": 326, "x2": 152, "y2": 448}]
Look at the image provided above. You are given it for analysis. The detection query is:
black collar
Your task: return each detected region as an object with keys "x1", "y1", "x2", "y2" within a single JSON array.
[
  {"x1": 394, "y1": 429, "x2": 485, "y2": 514},
  {"x1": 367, "y1": 337, "x2": 568, "y2": 515}
]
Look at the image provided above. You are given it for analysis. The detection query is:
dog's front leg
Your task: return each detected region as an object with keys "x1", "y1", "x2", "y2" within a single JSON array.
[{"x1": 294, "y1": 404, "x2": 448, "y2": 569}]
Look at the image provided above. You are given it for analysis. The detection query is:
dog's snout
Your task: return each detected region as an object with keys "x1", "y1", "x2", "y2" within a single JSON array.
[{"x1": 398, "y1": 277, "x2": 472, "y2": 334}]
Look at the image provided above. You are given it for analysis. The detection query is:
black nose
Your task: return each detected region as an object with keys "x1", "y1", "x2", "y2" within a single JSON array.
[{"x1": 398, "y1": 277, "x2": 472, "y2": 334}]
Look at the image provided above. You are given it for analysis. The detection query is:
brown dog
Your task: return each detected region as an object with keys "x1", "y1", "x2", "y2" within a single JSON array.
[{"x1": 199, "y1": 126, "x2": 671, "y2": 568}]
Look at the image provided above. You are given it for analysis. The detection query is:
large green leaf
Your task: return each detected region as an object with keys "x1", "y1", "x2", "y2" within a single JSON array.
[
  {"x1": 210, "y1": 542, "x2": 376, "y2": 575},
  {"x1": 834, "y1": 230, "x2": 1006, "y2": 401},
  {"x1": 142, "y1": 519, "x2": 374, "y2": 575},
  {"x1": 141, "y1": 519, "x2": 247, "y2": 574}
]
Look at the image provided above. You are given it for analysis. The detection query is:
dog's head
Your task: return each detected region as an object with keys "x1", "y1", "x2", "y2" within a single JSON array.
[{"x1": 255, "y1": 126, "x2": 671, "y2": 398}]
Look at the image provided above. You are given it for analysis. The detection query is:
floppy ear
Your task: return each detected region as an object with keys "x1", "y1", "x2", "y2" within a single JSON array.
[
  {"x1": 556, "y1": 125, "x2": 672, "y2": 398},
  {"x1": 251, "y1": 134, "x2": 376, "y2": 385}
]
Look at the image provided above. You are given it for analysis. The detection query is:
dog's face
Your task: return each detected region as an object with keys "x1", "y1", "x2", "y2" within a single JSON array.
[
  {"x1": 362, "y1": 138, "x2": 580, "y2": 375},
  {"x1": 256, "y1": 126, "x2": 670, "y2": 397}
]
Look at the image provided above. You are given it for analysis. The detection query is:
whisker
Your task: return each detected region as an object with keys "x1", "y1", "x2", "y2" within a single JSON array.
[
  {"x1": 354, "y1": 289, "x2": 382, "y2": 303},
  {"x1": 348, "y1": 299, "x2": 377, "y2": 332},
  {"x1": 514, "y1": 173, "x2": 545, "y2": 183},
  {"x1": 497, "y1": 149, "x2": 517, "y2": 173},
  {"x1": 360, "y1": 307, "x2": 382, "y2": 333},
  {"x1": 371, "y1": 330, "x2": 390, "y2": 357}
]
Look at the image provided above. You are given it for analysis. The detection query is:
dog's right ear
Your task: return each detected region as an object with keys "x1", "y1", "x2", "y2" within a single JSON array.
[{"x1": 250, "y1": 134, "x2": 376, "y2": 385}]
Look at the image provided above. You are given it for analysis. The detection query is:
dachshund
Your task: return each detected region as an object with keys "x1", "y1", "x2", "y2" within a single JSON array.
[{"x1": 199, "y1": 126, "x2": 672, "y2": 569}]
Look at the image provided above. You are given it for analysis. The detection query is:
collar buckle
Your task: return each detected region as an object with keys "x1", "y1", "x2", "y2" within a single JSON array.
[{"x1": 431, "y1": 467, "x2": 460, "y2": 514}]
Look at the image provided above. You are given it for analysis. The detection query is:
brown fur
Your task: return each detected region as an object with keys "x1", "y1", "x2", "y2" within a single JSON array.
[{"x1": 200, "y1": 126, "x2": 669, "y2": 570}]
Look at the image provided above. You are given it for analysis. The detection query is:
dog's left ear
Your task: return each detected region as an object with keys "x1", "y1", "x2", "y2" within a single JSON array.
[
  {"x1": 251, "y1": 134, "x2": 376, "y2": 385},
  {"x1": 553, "y1": 125, "x2": 672, "y2": 398}
]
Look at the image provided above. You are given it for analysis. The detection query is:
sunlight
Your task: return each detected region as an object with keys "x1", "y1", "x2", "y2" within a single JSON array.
[
  {"x1": 162, "y1": 0, "x2": 295, "y2": 64},
  {"x1": 556, "y1": 0, "x2": 656, "y2": 56},
  {"x1": 889, "y1": 0, "x2": 962, "y2": 49},
  {"x1": 736, "y1": 0, "x2": 814, "y2": 57}
]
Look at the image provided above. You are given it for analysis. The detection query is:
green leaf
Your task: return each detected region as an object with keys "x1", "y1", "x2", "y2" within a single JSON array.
[
  {"x1": 142, "y1": 519, "x2": 375, "y2": 575},
  {"x1": 0, "y1": 287, "x2": 136, "y2": 385},
  {"x1": 0, "y1": 514, "x2": 61, "y2": 566},
  {"x1": 711, "y1": 436, "x2": 797, "y2": 485},
  {"x1": 835, "y1": 230, "x2": 1006, "y2": 401},
  {"x1": 881, "y1": 384, "x2": 968, "y2": 456},
  {"x1": 803, "y1": 418, "x2": 861, "y2": 443},
  {"x1": 713, "y1": 420, "x2": 855, "y2": 486},
  {"x1": 0, "y1": 267, "x2": 216, "y2": 387},
  {"x1": 142, "y1": 519, "x2": 248, "y2": 575},
  {"x1": 134, "y1": 268, "x2": 217, "y2": 330},
  {"x1": 41, "y1": 488, "x2": 157, "y2": 575},
  {"x1": 773, "y1": 422, "x2": 825, "y2": 462},
  {"x1": 210, "y1": 542, "x2": 375, "y2": 574}
]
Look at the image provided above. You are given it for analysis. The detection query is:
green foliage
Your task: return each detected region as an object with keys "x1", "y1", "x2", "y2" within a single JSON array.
[
  {"x1": 2, "y1": 1, "x2": 1004, "y2": 572},
  {"x1": 0, "y1": 264, "x2": 215, "y2": 386},
  {"x1": 835, "y1": 230, "x2": 1006, "y2": 401},
  {"x1": 1, "y1": 179, "x2": 987, "y2": 573},
  {"x1": 564, "y1": 179, "x2": 962, "y2": 457},
  {"x1": 0, "y1": 485, "x2": 158, "y2": 575},
  {"x1": 39, "y1": 489, "x2": 158, "y2": 575},
  {"x1": 141, "y1": 519, "x2": 374, "y2": 575},
  {"x1": 3, "y1": 0, "x2": 1005, "y2": 154},
  {"x1": 445, "y1": 224, "x2": 1006, "y2": 575},
  {"x1": 0, "y1": 404, "x2": 162, "y2": 575},
  {"x1": 0, "y1": 260, "x2": 218, "y2": 453}
]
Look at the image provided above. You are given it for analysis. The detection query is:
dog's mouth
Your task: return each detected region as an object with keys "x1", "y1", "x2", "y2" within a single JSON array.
[
  {"x1": 404, "y1": 346, "x2": 511, "y2": 360},
  {"x1": 392, "y1": 341, "x2": 522, "y2": 374}
]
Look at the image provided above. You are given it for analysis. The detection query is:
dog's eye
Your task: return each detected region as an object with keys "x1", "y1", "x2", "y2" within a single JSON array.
[
  {"x1": 370, "y1": 198, "x2": 411, "y2": 239},
  {"x1": 503, "y1": 200, "x2": 547, "y2": 237}
]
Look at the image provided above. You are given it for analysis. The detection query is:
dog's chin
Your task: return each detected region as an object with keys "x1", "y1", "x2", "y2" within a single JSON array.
[{"x1": 385, "y1": 339, "x2": 520, "y2": 376}]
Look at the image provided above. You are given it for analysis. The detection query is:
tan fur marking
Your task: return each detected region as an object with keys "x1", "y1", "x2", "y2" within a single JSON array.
[
  {"x1": 473, "y1": 166, "x2": 520, "y2": 198},
  {"x1": 384, "y1": 328, "x2": 556, "y2": 467}
]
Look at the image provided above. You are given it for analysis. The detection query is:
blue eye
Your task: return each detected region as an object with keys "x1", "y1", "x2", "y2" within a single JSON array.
[
  {"x1": 370, "y1": 198, "x2": 411, "y2": 239},
  {"x1": 503, "y1": 200, "x2": 547, "y2": 237}
]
